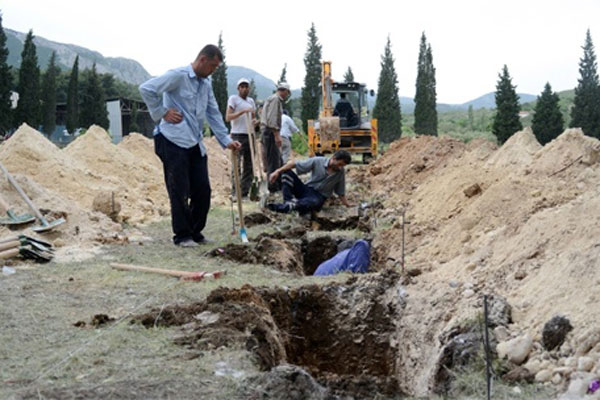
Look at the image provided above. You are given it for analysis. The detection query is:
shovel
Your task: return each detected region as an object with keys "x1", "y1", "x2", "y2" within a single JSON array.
[
  {"x1": 0, "y1": 192, "x2": 35, "y2": 226},
  {"x1": 231, "y1": 149, "x2": 249, "y2": 243},
  {"x1": 0, "y1": 161, "x2": 66, "y2": 232},
  {"x1": 245, "y1": 114, "x2": 260, "y2": 202},
  {"x1": 0, "y1": 235, "x2": 53, "y2": 253},
  {"x1": 245, "y1": 115, "x2": 269, "y2": 208},
  {"x1": 0, "y1": 243, "x2": 53, "y2": 263}
]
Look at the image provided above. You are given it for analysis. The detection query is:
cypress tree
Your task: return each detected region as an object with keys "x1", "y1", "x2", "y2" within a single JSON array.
[
  {"x1": 300, "y1": 23, "x2": 322, "y2": 133},
  {"x1": 212, "y1": 33, "x2": 228, "y2": 127},
  {"x1": 14, "y1": 30, "x2": 41, "y2": 128},
  {"x1": 532, "y1": 82, "x2": 564, "y2": 145},
  {"x1": 492, "y1": 65, "x2": 522, "y2": 144},
  {"x1": 344, "y1": 67, "x2": 354, "y2": 82},
  {"x1": 80, "y1": 63, "x2": 108, "y2": 129},
  {"x1": 414, "y1": 32, "x2": 438, "y2": 136},
  {"x1": 373, "y1": 36, "x2": 402, "y2": 143},
  {"x1": 41, "y1": 51, "x2": 59, "y2": 136},
  {"x1": 570, "y1": 29, "x2": 600, "y2": 138},
  {"x1": 129, "y1": 102, "x2": 139, "y2": 133},
  {"x1": 65, "y1": 56, "x2": 79, "y2": 133},
  {"x1": 278, "y1": 63, "x2": 292, "y2": 116},
  {"x1": 0, "y1": 13, "x2": 12, "y2": 134},
  {"x1": 249, "y1": 78, "x2": 257, "y2": 101}
]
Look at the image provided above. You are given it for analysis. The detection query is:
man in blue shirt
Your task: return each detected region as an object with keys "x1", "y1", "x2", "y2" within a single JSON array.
[{"x1": 139, "y1": 44, "x2": 241, "y2": 247}]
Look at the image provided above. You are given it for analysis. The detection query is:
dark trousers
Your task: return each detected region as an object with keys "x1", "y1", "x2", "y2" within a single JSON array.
[
  {"x1": 281, "y1": 170, "x2": 326, "y2": 214},
  {"x1": 261, "y1": 127, "x2": 282, "y2": 192},
  {"x1": 154, "y1": 133, "x2": 210, "y2": 244},
  {"x1": 231, "y1": 133, "x2": 253, "y2": 196}
]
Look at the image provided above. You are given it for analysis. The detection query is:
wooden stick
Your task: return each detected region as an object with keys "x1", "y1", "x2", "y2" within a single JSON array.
[{"x1": 110, "y1": 263, "x2": 226, "y2": 281}]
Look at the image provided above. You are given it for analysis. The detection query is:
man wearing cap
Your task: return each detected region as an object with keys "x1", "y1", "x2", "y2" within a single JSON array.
[
  {"x1": 226, "y1": 78, "x2": 256, "y2": 198},
  {"x1": 139, "y1": 44, "x2": 241, "y2": 248},
  {"x1": 260, "y1": 82, "x2": 290, "y2": 192}
]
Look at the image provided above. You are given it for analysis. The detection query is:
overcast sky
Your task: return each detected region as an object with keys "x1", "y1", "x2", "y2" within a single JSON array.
[{"x1": 3, "y1": 0, "x2": 600, "y2": 104}]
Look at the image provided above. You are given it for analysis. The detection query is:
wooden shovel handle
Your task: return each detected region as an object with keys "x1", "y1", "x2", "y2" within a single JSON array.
[
  {"x1": 0, "y1": 192, "x2": 10, "y2": 212},
  {"x1": 231, "y1": 150, "x2": 246, "y2": 229},
  {"x1": 0, "y1": 240, "x2": 20, "y2": 252},
  {"x1": 0, "y1": 247, "x2": 19, "y2": 259}
]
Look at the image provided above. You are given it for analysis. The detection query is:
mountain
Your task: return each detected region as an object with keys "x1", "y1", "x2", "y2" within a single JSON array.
[
  {"x1": 6, "y1": 28, "x2": 152, "y2": 85},
  {"x1": 226, "y1": 65, "x2": 277, "y2": 100}
]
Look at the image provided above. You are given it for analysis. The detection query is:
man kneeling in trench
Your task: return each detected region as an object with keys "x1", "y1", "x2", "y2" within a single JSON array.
[{"x1": 267, "y1": 150, "x2": 353, "y2": 214}]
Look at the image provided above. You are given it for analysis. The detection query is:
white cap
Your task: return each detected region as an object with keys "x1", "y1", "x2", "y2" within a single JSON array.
[
  {"x1": 237, "y1": 78, "x2": 250, "y2": 87},
  {"x1": 277, "y1": 82, "x2": 290, "y2": 91}
]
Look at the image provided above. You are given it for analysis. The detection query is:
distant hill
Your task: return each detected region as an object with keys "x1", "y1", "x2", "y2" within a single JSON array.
[{"x1": 6, "y1": 28, "x2": 152, "y2": 85}]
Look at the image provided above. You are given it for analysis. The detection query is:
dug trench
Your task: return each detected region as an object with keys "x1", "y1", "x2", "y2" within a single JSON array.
[{"x1": 134, "y1": 270, "x2": 406, "y2": 398}]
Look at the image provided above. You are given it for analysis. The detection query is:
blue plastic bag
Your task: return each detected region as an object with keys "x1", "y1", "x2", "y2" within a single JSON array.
[{"x1": 313, "y1": 240, "x2": 370, "y2": 276}]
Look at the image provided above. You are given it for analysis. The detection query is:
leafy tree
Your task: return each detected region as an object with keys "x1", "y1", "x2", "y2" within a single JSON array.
[
  {"x1": 344, "y1": 66, "x2": 354, "y2": 82},
  {"x1": 0, "y1": 13, "x2": 12, "y2": 134},
  {"x1": 14, "y1": 30, "x2": 40, "y2": 128},
  {"x1": 65, "y1": 56, "x2": 79, "y2": 133},
  {"x1": 373, "y1": 36, "x2": 402, "y2": 143},
  {"x1": 40, "y1": 51, "x2": 59, "y2": 136},
  {"x1": 532, "y1": 82, "x2": 564, "y2": 145},
  {"x1": 80, "y1": 63, "x2": 108, "y2": 129},
  {"x1": 212, "y1": 33, "x2": 228, "y2": 127},
  {"x1": 249, "y1": 78, "x2": 257, "y2": 101},
  {"x1": 278, "y1": 63, "x2": 292, "y2": 117},
  {"x1": 300, "y1": 23, "x2": 322, "y2": 133},
  {"x1": 570, "y1": 29, "x2": 600, "y2": 138},
  {"x1": 414, "y1": 32, "x2": 437, "y2": 136},
  {"x1": 492, "y1": 65, "x2": 522, "y2": 144},
  {"x1": 129, "y1": 102, "x2": 139, "y2": 133}
]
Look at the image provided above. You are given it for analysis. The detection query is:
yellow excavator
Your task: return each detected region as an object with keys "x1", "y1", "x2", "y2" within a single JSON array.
[{"x1": 307, "y1": 61, "x2": 378, "y2": 163}]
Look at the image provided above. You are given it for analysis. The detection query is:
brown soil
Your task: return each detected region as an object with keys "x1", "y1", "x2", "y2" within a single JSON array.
[{"x1": 135, "y1": 270, "x2": 403, "y2": 398}]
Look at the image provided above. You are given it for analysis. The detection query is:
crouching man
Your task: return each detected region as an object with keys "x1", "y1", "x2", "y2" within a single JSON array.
[{"x1": 267, "y1": 150, "x2": 353, "y2": 214}]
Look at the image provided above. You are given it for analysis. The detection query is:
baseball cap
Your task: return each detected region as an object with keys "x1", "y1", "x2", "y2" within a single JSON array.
[
  {"x1": 237, "y1": 78, "x2": 250, "y2": 87},
  {"x1": 277, "y1": 82, "x2": 290, "y2": 91}
]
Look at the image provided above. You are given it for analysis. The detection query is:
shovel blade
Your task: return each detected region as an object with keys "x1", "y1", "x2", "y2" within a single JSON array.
[
  {"x1": 32, "y1": 217, "x2": 66, "y2": 233},
  {"x1": 240, "y1": 227, "x2": 249, "y2": 243},
  {"x1": 0, "y1": 210, "x2": 36, "y2": 225}
]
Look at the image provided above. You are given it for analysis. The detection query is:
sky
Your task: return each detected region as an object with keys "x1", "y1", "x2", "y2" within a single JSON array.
[{"x1": 2, "y1": 0, "x2": 600, "y2": 104}]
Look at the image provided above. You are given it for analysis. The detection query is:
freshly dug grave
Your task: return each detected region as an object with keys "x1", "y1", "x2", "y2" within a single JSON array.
[{"x1": 135, "y1": 270, "x2": 404, "y2": 398}]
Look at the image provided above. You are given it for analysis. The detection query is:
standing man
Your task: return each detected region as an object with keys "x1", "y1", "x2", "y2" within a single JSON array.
[
  {"x1": 267, "y1": 150, "x2": 353, "y2": 215},
  {"x1": 225, "y1": 78, "x2": 256, "y2": 198},
  {"x1": 280, "y1": 109, "x2": 300, "y2": 163},
  {"x1": 260, "y1": 82, "x2": 290, "y2": 192},
  {"x1": 139, "y1": 44, "x2": 241, "y2": 247}
]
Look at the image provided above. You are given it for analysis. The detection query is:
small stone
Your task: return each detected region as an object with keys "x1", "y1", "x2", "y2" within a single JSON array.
[
  {"x1": 497, "y1": 335, "x2": 534, "y2": 365},
  {"x1": 463, "y1": 289, "x2": 475, "y2": 298},
  {"x1": 578, "y1": 356, "x2": 594, "y2": 372},
  {"x1": 551, "y1": 373, "x2": 563, "y2": 385},
  {"x1": 524, "y1": 359, "x2": 543, "y2": 375},
  {"x1": 542, "y1": 315, "x2": 573, "y2": 351},
  {"x1": 464, "y1": 183, "x2": 482, "y2": 198},
  {"x1": 567, "y1": 378, "x2": 588, "y2": 396},
  {"x1": 535, "y1": 369, "x2": 552, "y2": 382},
  {"x1": 494, "y1": 326, "x2": 511, "y2": 342},
  {"x1": 514, "y1": 270, "x2": 527, "y2": 280}
]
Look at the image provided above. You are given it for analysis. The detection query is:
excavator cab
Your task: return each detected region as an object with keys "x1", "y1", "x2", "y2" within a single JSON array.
[{"x1": 308, "y1": 61, "x2": 377, "y2": 164}]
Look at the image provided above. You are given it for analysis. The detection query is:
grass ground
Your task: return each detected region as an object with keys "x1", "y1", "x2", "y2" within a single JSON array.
[{"x1": 0, "y1": 205, "x2": 556, "y2": 399}]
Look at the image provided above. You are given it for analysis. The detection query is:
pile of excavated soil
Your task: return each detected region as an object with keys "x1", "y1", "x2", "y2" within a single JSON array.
[
  {"x1": 362, "y1": 128, "x2": 600, "y2": 395},
  {"x1": 0, "y1": 124, "x2": 233, "y2": 255}
]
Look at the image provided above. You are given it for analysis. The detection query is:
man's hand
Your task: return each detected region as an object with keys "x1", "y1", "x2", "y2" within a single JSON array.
[
  {"x1": 163, "y1": 108, "x2": 183, "y2": 124},
  {"x1": 269, "y1": 169, "x2": 280, "y2": 184},
  {"x1": 227, "y1": 141, "x2": 242, "y2": 151}
]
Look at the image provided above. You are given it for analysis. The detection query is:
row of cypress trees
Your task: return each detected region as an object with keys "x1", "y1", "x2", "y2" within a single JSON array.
[{"x1": 0, "y1": 12, "x2": 109, "y2": 137}]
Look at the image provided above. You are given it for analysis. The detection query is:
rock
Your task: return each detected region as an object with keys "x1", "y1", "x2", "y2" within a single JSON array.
[
  {"x1": 543, "y1": 315, "x2": 573, "y2": 351},
  {"x1": 242, "y1": 364, "x2": 329, "y2": 400},
  {"x1": 497, "y1": 334, "x2": 533, "y2": 365},
  {"x1": 524, "y1": 359, "x2": 543, "y2": 375},
  {"x1": 552, "y1": 373, "x2": 563, "y2": 385},
  {"x1": 503, "y1": 366, "x2": 534, "y2": 383},
  {"x1": 487, "y1": 295, "x2": 512, "y2": 328},
  {"x1": 576, "y1": 328, "x2": 600, "y2": 356},
  {"x1": 463, "y1": 183, "x2": 482, "y2": 198},
  {"x1": 463, "y1": 289, "x2": 475, "y2": 298},
  {"x1": 567, "y1": 378, "x2": 589, "y2": 396},
  {"x1": 494, "y1": 325, "x2": 511, "y2": 342},
  {"x1": 92, "y1": 191, "x2": 121, "y2": 222},
  {"x1": 370, "y1": 165, "x2": 382, "y2": 176},
  {"x1": 578, "y1": 356, "x2": 594, "y2": 372},
  {"x1": 535, "y1": 369, "x2": 553, "y2": 382}
]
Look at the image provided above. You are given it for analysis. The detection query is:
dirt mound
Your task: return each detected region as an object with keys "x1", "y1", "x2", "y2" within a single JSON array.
[{"x1": 364, "y1": 129, "x2": 600, "y2": 395}]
